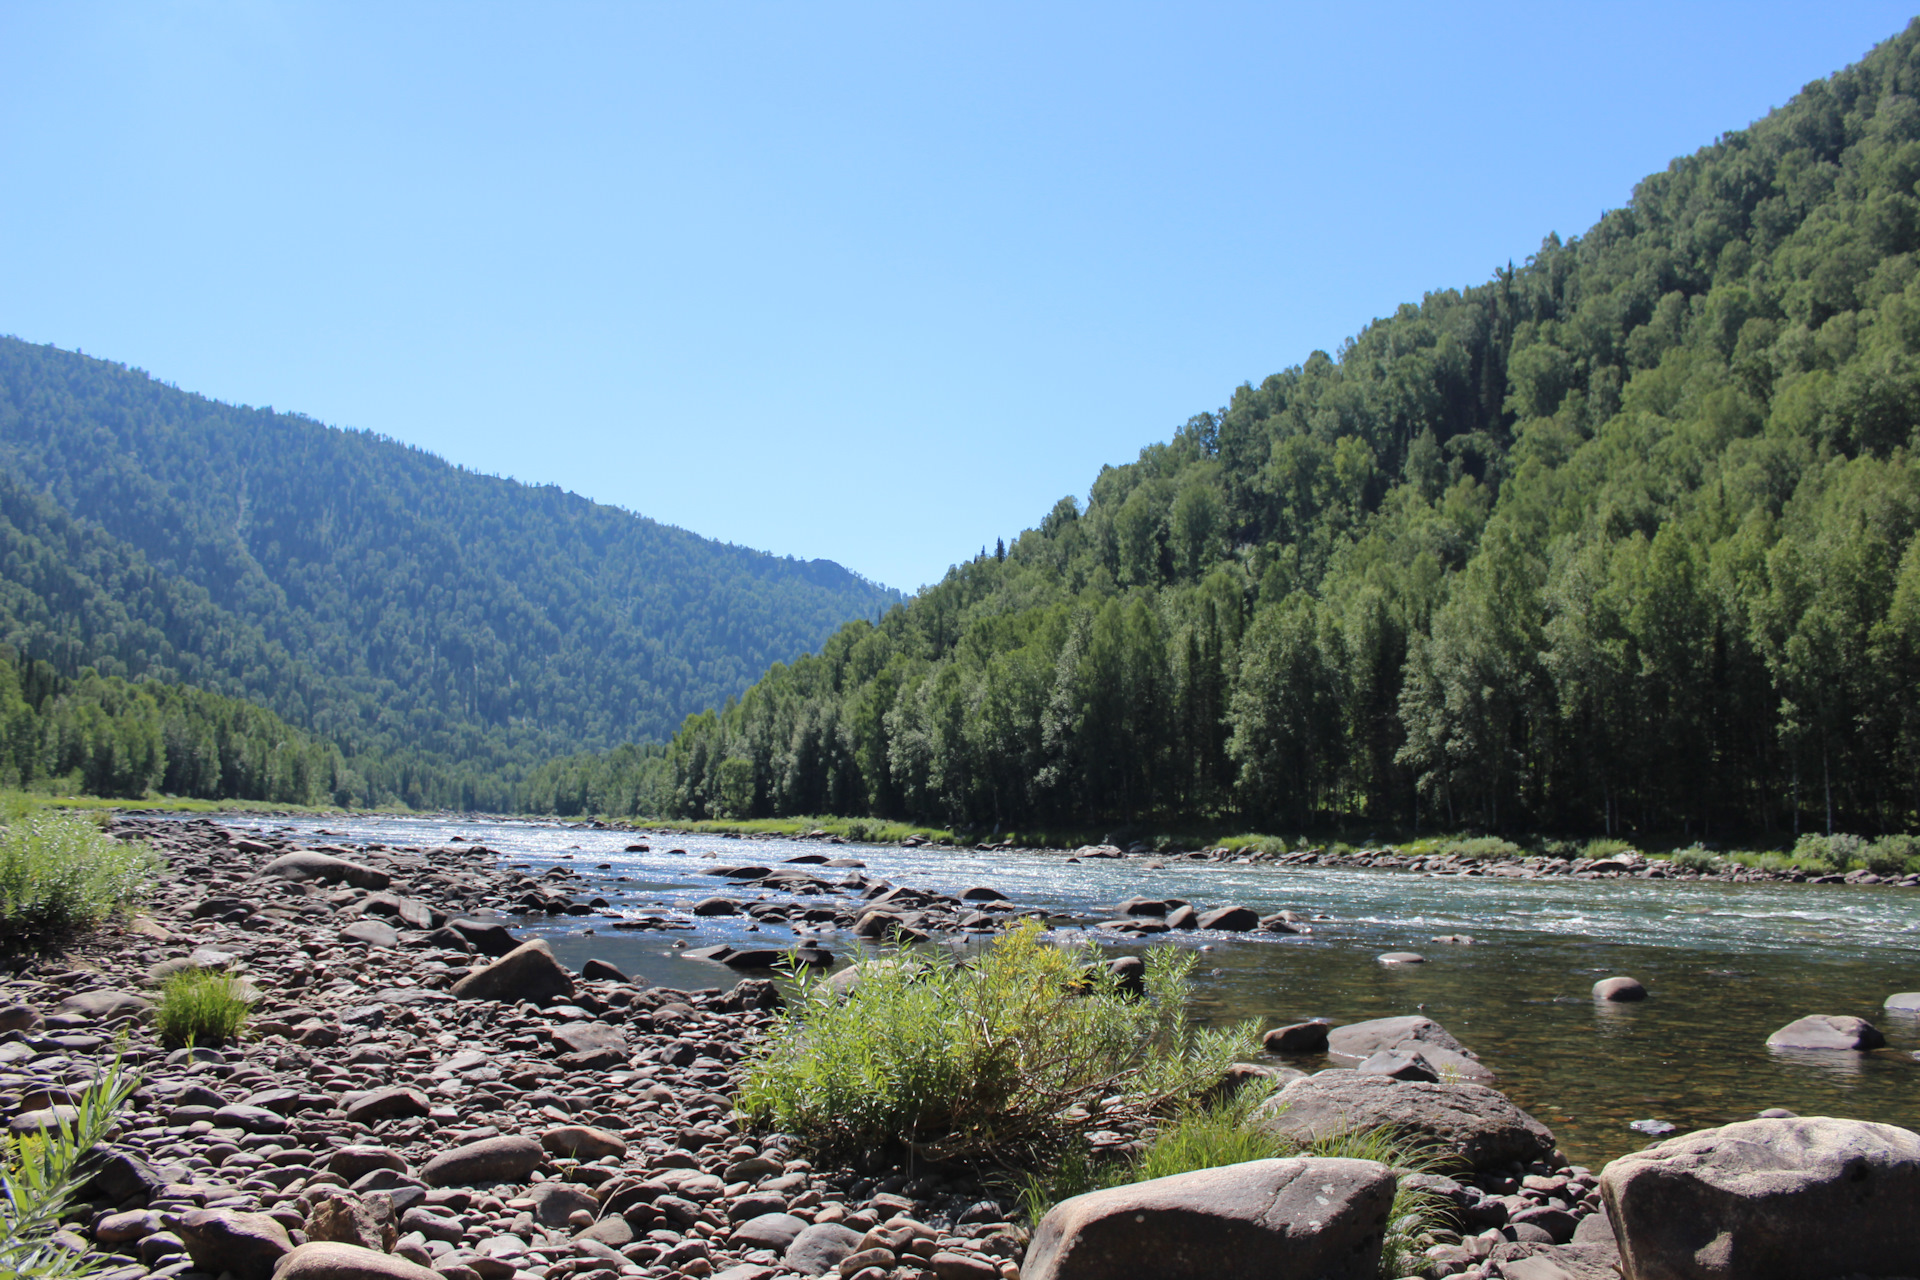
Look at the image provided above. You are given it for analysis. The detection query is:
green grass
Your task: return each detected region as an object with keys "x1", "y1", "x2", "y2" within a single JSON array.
[
  {"x1": 153, "y1": 968, "x2": 253, "y2": 1048},
  {"x1": 738, "y1": 922, "x2": 1259, "y2": 1166},
  {"x1": 0, "y1": 812, "x2": 161, "y2": 955},
  {"x1": 640, "y1": 814, "x2": 963, "y2": 845},
  {"x1": 1, "y1": 1054, "x2": 142, "y2": 1277}
]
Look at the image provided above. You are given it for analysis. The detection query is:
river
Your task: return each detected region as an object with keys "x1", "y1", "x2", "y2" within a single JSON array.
[{"x1": 212, "y1": 813, "x2": 1920, "y2": 1168}]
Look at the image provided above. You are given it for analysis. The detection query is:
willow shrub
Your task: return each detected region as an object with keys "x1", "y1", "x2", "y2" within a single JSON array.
[
  {"x1": 0, "y1": 814, "x2": 158, "y2": 955},
  {"x1": 1, "y1": 1053, "x2": 142, "y2": 1277},
  {"x1": 737, "y1": 922, "x2": 1258, "y2": 1166}
]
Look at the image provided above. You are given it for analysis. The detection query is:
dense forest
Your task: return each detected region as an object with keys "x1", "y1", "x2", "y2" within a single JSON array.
[
  {"x1": 546, "y1": 22, "x2": 1920, "y2": 841},
  {"x1": 0, "y1": 648, "x2": 346, "y2": 803},
  {"x1": 0, "y1": 343, "x2": 899, "y2": 806}
]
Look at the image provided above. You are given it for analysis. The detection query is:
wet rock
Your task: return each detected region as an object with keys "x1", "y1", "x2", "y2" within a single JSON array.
[
  {"x1": 1197, "y1": 905, "x2": 1259, "y2": 931},
  {"x1": 448, "y1": 918, "x2": 520, "y2": 957},
  {"x1": 261, "y1": 850, "x2": 391, "y2": 890},
  {"x1": 1765, "y1": 1015, "x2": 1886, "y2": 1051},
  {"x1": 580, "y1": 958, "x2": 629, "y2": 982},
  {"x1": 1255, "y1": 1072, "x2": 1555, "y2": 1170},
  {"x1": 540, "y1": 1124, "x2": 627, "y2": 1159},
  {"x1": 448, "y1": 938, "x2": 576, "y2": 1004},
  {"x1": 693, "y1": 897, "x2": 741, "y2": 916},
  {"x1": 1593, "y1": 976, "x2": 1647, "y2": 1002},
  {"x1": 961, "y1": 886, "x2": 1009, "y2": 901},
  {"x1": 419, "y1": 1135, "x2": 543, "y2": 1186},
  {"x1": 1262, "y1": 1020, "x2": 1330, "y2": 1053},
  {"x1": 1376, "y1": 951, "x2": 1426, "y2": 965},
  {"x1": 1023, "y1": 1156, "x2": 1396, "y2": 1280},
  {"x1": 1165, "y1": 904, "x2": 1198, "y2": 929},
  {"x1": 168, "y1": 1208, "x2": 293, "y2": 1280},
  {"x1": 1600, "y1": 1116, "x2": 1920, "y2": 1280},
  {"x1": 723, "y1": 948, "x2": 787, "y2": 969},
  {"x1": 275, "y1": 1241, "x2": 444, "y2": 1280}
]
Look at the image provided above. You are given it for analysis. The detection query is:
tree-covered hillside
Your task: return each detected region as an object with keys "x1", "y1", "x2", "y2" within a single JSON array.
[
  {"x1": 0, "y1": 341, "x2": 900, "y2": 805},
  {"x1": 592, "y1": 21, "x2": 1920, "y2": 840}
]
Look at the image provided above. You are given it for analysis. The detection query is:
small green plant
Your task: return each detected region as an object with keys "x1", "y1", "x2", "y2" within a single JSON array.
[
  {"x1": 153, "y1": 968, "x2": 253, "y2": 1048},
  {"x1": 2, "y1": 1054, "x2": 142, "y2": 1277},
  {"x1": 738, "y1": 922, "x2": 1259, "y2": 1166},
  {"x1": 1288, "y1": 1124, "x2": 1456, "y2": 1277},
  {"x1": 0, "y1": 813, "x2": 159, "y2": 955}
]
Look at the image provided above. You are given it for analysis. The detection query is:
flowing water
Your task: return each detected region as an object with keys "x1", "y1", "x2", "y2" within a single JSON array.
[{"x1": 212, "y1": 813, "x2": 1920, "y2": 1168}]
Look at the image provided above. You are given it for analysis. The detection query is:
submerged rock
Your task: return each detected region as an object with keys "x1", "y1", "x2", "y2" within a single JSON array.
[
  {"x1": 1764, "y1": 1015, "x2": 1886, "y2": 1051},
  {"x1": 1592, "y1": 976, "x2": 1647, "y2": 1002}
]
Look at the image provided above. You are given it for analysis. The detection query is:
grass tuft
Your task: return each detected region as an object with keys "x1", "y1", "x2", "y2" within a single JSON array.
[
  {"x1": 153, "y1": 968, "x2": 252, "y2": 1048},
  {"x1": 0, "y1": 813, "x2": 159, "y2": 955}
]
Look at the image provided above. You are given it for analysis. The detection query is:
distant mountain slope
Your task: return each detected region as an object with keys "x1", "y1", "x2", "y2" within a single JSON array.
[{"x1": 0, "y1": 340, "x2": 900, "y2": 803}]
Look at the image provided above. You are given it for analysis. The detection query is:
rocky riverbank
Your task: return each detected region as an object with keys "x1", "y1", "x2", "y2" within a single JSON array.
[{"x1": 2, "y1": 818, "x2": 1030, "y2": 1280}]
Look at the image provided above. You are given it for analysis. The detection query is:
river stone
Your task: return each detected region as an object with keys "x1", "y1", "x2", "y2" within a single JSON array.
[
  {"x1": 580, "y1": 958, "x2": 629, "y2": 982},
  {"x1": 305, "y1": 1191, "x2": 397, "y2": 1252},
  {"x1": 1354, "y1": 1048, "x2": 1441, "y2": 1082},
  {"x1": 328, "y1": 1145, "x2": 410, "y2": 1180},
  {"x1": 342, "y1": 918, "x2": 401, "y2": 948},
  {"x1": 168, "y1": 1208, "x2": 293, "y2": 1280},
  {"x1": 1023, "y1": 1157, "x2": 1396, "y2": 1280},
  {"x1": 275, "y1": 1241, "x2": 443, "y2": 1280},
  {"x1": 1263, "y1": 1020, "x2": 1331, "y2": 1053},
  {"x1": 343, "y1": 1087, "x2": 432, "y2": 1124},
  {"x1": 1254, "y1": 1072, "x2": 1554, "y2": 1170},
  {"x1": 1593, "y1": 976, "x2": 1647, "y2": 1002},
  {"x1": 540, "y1": 1124, "x2": 627, "y2": 1159},
  {"x1": 420, "y1": 1135, "x2": 543, "y2": 1186},
  {"x1": 449, "y1": 938, "x2": 576, "y2": 1004},
  {"x1": 1326, "y1": 1014, "x2": 1493, "y2": 1083},
  {"x1": 1884, "y1": 992, "x2": 1920, "y2": 1013},
  {"x1": 527, "y1": 1182, "x2": 599, "y2": 1228},
  {"x1": 449, "y1": 918, "x2": 520, "y2": 957},
  {"x1": 261, "y1": 850, "x2": 391, "y2": 890},
  {"x1": 55, "y1": 990, "x2": 152, "y2": 1020},
  {"x1": 1197, "y1": 905, "x2": 1259, "y2": 931},
  {"x1": 1764, "y1": 1015, "x2": 1886, "y2": 1051},
  {"x1": 551, "y1": 1022, "x2": 626, "y2": 1056},
  {"x1": 1599, "y1": 1116, "x2": 1920, "y2": 1280},
  {"x1": 785, "y1": 1222, "x2": 867, "y2": 1276},
  {"x1": 1376, "y1": 951, "x2": 1426, "y2": 965},
  {"x1": 731, "y1": 1212, "x2": 808, "y2": 1250},
  {"x1": 960, "y1": 886, "x2": 1009, "y2": 901}
]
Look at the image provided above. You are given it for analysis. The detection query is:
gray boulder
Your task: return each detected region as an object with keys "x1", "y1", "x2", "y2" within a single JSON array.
[
  {"x1": 1326, "y1": 1014, "x2": 1493, "y2": 1083},
  {"x1": 527, "y1": 1182, "x2": 599, "y2": 1228},
  {"x1": 342, "y1": 919, "x2": 401, "y2": 949},
  {"x1": 1197, "y1": 905, "x2": 1260, "y2": 931},
  {"x1": 167, "y1": 1208, "x2": 293, "y2": 1280},
  {"x1": 1254, "y1": 1071, "x2": 1554, "y2": 1171},
  {"x1": 260, "y1": 850, "x2": 390, "y2": 890},
  {"x1": 731, "y1": 1212, "x2": 808, "y2": 1250},
  {"x1": 1764, "y1": 1015, "x2": 1886, "y2": 1051},
  {"x1": 1593, "y1": 976, "x2": 1647, "y2": 1002},
  {"x1": 419, "y1": 1135, "x2": 543, "y2": 1187},
  {"x1": 1263, "y1": 1020, "x2": 1330, "y2": 1053},
  {"x1": 448, "y1": 939, "x2": 576, "y2": 1004},
  {"x1": 1022, "y1": 1157, "x2": 1396, "y2": 1280},
  {"x1": 1885, "y1": 992, "x2": 1920, "y2": 1013},
  {"x1": 274, "y1": 1242, "x2": 442, "y2": 1280},
  {"x1": 1599, "y1": 1116, "x2": 1920, "y2": 1280},
  {"x1": 785, "y1": 1222, "x2": 866, "y2": 1276}
]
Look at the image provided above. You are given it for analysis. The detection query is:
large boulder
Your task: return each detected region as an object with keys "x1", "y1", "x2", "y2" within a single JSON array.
[
  {"x1": 1764, "y1": 1015, "x2": 1886, "y2": 1051},
  {"x1": 1599, "y1": 1116, "x2": 1920, "y2": 1280},
  {"x1": 260, "y1": 851, "x2": 390, "y2": 890},
  {"x1": 167, "y1": 1208, "x2": 293, "y2": 1280},
  {"x1": 1325, "y1": 1014, "x2": 1493, "y2": 1082},
  {"x1": 419, "y1": 1135, "x2": 543, "y2": 1187},
  {"x1": 1884, "y1": 992, "x2": 1920, "y2": 1014},
  {"x1": 1022, "y1": 1157, "x2": 1396, "y2": 1280},
  {"x1": 448, "y1": 939, "x2": 576, "y2": 1004},
  {"x1": 785, "y1": 1222, "x2": 867, "y2": 1276},
  {"x1": 1253, "y1": 1071, "x2": 1555, "y2": 1171},
  {"x1": 274, "y1": 1241, "x2": 443, "y2": 1280}
]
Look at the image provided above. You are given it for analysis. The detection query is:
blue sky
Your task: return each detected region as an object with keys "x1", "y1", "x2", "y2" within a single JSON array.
[{"x1": 2, "y1": 3, "x2": 1913, "y2": 591}]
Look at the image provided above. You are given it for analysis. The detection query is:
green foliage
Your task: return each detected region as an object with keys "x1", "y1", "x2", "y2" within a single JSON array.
[
  {"x1": 153, "y1": 968, "x2": 252, "y2": 1048},
  {"x1": 1583, "y1": 838, "x2": 1635, "y2": 859},
  {"x1": 549, "y1": 23, "x2": 1920, "y2": 842},
  {"x1": 1670, "y1": 845, "x2": 1720, "y2": 872},
  {"x1": 0, "y1": 813, "x2": 157, "y2": 954},
  {"x1": 1440, "y1": 836, "x2": 1525, "y2": 861},
  {"x1": 1794, "y1": 831, "x2": 1869, "y2": 869},
  {"x1": 737, "y1": 923, "x2": 1259, "y2": 1166},
  {"x1": 0, "y1": 349, "x2": 900, "y2": 810},
  {"x1": 1866, "y1": 832, "x2": 1919, "y2": 873},
  {"x1": 1, "y1": 1054, "x2": 141, "y2": 1278}
]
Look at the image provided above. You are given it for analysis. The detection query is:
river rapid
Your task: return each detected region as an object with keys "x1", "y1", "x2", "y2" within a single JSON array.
[{"x1": 212, "y1": 813, "x2": 1920, "y2": 1168}]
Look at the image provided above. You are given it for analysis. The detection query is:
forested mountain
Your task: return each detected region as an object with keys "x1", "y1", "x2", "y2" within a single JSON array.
[
  {"x1": 0, "y1": 340, "x2": 900, "y2": 805},
  {"x1": 575, "y1": 21, "x2": 1920, "y2": 840}
]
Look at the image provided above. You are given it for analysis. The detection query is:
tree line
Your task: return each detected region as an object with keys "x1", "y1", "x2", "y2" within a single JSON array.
[{"x1": 535, "y1": 21, "x2": 1920, "y2": 841}]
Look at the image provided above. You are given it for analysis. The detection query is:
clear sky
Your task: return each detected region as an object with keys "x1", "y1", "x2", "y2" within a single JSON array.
[{"x1": 2, "y1": 3, "x2": 1913, "y2": 591}]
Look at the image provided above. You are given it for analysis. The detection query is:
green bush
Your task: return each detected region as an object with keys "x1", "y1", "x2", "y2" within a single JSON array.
[
  {"x1": 0, "y1": 814, "x2": 158, "y2": 955},
  {"x1": 1440, "y1": 836, "x2": 1523, "y2": 861},
  {"x1": 1794, "y1": 832, "x2": 1869, "y2": 869},
  {"x1": 1583, "y1": 838, "x2": 1635, "y2": 860},
  {"x1": 2, "y1": 1054, "x2": 141, "y2": 1277},
  {"x1": 1864, "y1": 834, "x2": 1918, "y2": 875},
  {"x1": 737, "y1": 922, "x2": 1259, "y2": 1165},
  {"x1": 153, "y1": 968, "x2": 252, "y2": 1048},
  {"x1": 1669, "y1": 846, "x2": 1718, "y2": 873}
]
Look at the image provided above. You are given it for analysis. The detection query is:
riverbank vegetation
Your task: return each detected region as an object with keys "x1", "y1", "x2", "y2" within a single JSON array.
[
  {"x1": 0, "y1": 811, "x2": 158, "y2": 955},
  {"x1": 543, "y1": 24, "x2": 1920, "y2": 846},
  {"x1": 0, "y1": 1054, "x2": 141, "y2": 1278}
]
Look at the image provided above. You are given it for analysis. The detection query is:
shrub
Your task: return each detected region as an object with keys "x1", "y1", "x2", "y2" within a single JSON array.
[
  {"x1": 0, "y1": 814, "x2": 159, "y2": 955},
  {"x1": 737, "y1": 922, "x2": 1259, "y2": 1165},
  {"x1": 153, "y1": 968, "x2": 252, "y2": 1048},
  {"x1": 1440, "y1": 836, "x2": 1523, "y2": 861},
  {"x1": 1794, "y1": 832, "x2": 1868, "y2": 869},
  {"x1": 1865, "y1": 834, "x2": 1918, "y2": 875},
  {"x1": 2, "y1": 1054, "x2": 142, "y2": 1277},
  {"x1": 1669, "y1": 846, "x2": 1719, "y2": 873},
  {"x1": 1583, "y1": 838, "x2": 1635, "y2": 860}
]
